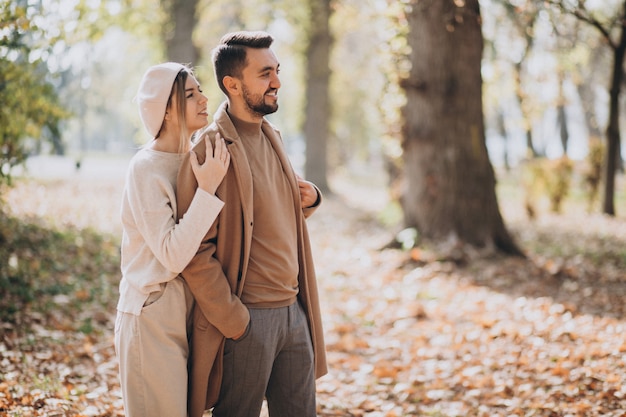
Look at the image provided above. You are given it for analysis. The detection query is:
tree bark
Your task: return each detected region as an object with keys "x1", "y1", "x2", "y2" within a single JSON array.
[
  {"x1": 401, "y1": 0, "x2": 521, "y2": 255},
  {"x1": 575, "y1": 47, "x2": 604, "y2": 140},
  {"x1": 557, "y1": 72, "x2": 569, "y2": 155},
  {"x1": 551, "y1": 0, "x2": 626, "y2": 216},
  {"x1": 162, "y1": 0, "x2": 199, "y2": 65},
  {"x1": 303, "y1": 0, "x2": 332, "y2": 193},
  {"x1": 502, "y1": 2, "x2": 540, "y2": 158},
  {"x1": 496, "y1": 109, "x2": 510, "y2": 171},
  {"x1": 602, "y1": 0, "x2": 626, "y2": 216},
  {"x1": 513, "y1": 62, "x2": 539, "y2": 158}
]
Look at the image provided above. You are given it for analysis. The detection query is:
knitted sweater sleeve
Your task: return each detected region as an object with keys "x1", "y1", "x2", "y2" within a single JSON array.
[
  {"x1": 176, "y1": 140, "x2": 250, "y2": 339},
  {"x1": 123, "y1": 156, "x2": 224, "y2": 275}
]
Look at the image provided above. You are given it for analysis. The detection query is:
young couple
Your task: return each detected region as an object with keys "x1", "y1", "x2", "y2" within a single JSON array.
[{"x1": 115, "y1": 31, "x2": 327, "y2": 417}]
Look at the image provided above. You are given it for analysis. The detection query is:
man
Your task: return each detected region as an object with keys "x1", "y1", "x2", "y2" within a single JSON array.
[{"x1": 176, "y1": 31, "x2": 327, "y2": 417}]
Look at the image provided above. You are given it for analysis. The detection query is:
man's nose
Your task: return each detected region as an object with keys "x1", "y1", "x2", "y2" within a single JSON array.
[{"x1": 271, "y1": 73, "x2": 281, "y2": 89}]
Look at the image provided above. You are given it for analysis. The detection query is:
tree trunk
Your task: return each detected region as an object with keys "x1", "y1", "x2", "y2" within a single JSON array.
[
  {"x1": 602, "y1": 1, "x2": 626, "y2": 216},
  {"x1": 162, "y1": 0, "x2": 199, "y2": 64},
  {"x1": 575, "y1": 47, "x2": 604, "y2": 140},
  {"x1": 557, "y1": 72, "x2": 569, "y2": 155},
  {"x1": 501, "y1": 0, "x2": 540, "y2": 159},
  {"x1": 401, "y1": 0, "x2": 521, "y2": 255},
  {"x1": 303, "y1": 0, "x2": 332, "y2": 193},
  {"x1": 513, "y1": 62, "x2": 539, "y2": 158},
  {"x1": 496, "y1": 109, "x2": 510, "y2": 171}
]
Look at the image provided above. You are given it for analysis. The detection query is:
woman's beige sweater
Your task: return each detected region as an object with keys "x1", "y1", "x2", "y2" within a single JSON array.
[{"x1": 117, "y1": 147, "x2": 224, "y2": 315}]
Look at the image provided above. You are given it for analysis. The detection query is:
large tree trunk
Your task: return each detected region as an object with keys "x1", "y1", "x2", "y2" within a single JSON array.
[
  {"x1": 401, "y1": 0, "x2": 521, "y2": 255},
  {"x1": 162, "y1": 0, "x2": 199, "y2": 64},
  {"x1": 303, "y1": 0, "x2": 332, "y2": 193},
  {"x1": 602, "y1": 2, "x2": 626, "y2": 216}
]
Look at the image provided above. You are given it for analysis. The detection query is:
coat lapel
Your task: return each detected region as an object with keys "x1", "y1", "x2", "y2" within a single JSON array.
[{"x1": 214, "y1": 103, "x2": 254, "y2": 295}]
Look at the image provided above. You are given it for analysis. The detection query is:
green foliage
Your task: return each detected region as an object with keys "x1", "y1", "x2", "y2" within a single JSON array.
[
  {"x1": 545, "y1": 156, "x2": 574, "y2": 214},
  {"x1": 0, "y1": 2, "x2": 69, "y2": 186},
  {"x1": 583, "y1": 136, "x2": 604, "y2": 212},
  {"x1": 522, "y1": 159, "x2": 545, "y2": 219},
  {"x1": 0, "y1": 209, "x2": 120, "y2": 327},
  {"x1": 522, "y1": 156, "x2": 574, "y2": 217}
]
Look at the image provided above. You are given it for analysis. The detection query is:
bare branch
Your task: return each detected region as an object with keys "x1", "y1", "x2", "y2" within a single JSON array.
[{"x1": 544, "y1": 0, "x2": 617, "y2": 49}]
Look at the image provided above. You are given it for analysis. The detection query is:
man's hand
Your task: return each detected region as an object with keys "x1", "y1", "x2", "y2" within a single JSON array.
[
  {"x1": 297, "y1": 175, "x2": 319, "y2": 208},
  {"x1": 231, "y1": 322, "x2": 249, "y2": 340}
]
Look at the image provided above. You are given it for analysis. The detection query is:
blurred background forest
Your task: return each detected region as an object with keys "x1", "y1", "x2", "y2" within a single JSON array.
[{"x1": 2, "y1": 0, "x2": 625, "y2": 221}]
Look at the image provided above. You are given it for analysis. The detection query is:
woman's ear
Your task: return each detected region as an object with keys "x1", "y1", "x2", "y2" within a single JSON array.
[
  {"x1": 223, "y1": 76, "x2": 240, "y2": 97},
  {"x1": 164, "y1": 102, "x2": 174, "y2": 121}
]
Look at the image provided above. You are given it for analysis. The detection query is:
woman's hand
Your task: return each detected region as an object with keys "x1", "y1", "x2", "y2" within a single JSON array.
[{"x1": 190, "y1": 132, "x2": 230, "y2": 195}]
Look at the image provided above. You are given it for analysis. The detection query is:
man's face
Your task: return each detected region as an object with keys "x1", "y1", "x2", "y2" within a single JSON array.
[{"x1": 239, "y1": 47, "x2": 281, "y2": 118}]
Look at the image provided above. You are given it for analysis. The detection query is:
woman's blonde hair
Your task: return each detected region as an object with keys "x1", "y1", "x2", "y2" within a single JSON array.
[{"x1": 157, "y1": 67, "x2": 193, "y2": 154}]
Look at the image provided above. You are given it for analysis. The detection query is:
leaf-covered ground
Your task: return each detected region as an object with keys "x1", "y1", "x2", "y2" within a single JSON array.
[{"x1": 1, "y1": 168, "x2": 625, "y2": 417}]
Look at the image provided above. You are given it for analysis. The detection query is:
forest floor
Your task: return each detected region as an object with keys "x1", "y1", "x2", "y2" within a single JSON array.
[{"x1": 1, "y1": 164, "x2": 626, "y2": 417}]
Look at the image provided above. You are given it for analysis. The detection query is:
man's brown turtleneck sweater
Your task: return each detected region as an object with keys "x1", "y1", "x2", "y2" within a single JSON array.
[{"x1": 231, "y1": 114, "x2": 299, "y2": 308}]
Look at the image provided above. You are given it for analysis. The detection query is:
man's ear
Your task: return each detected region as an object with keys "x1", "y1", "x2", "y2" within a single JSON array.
[{"x1": 223, "y1": 76, "x2": 240, "y2": 96}]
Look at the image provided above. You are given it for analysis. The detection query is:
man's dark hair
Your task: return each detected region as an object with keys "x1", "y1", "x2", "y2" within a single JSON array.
[{"x1": 212, "y1": 31, "x2": 274, "y2": 96}]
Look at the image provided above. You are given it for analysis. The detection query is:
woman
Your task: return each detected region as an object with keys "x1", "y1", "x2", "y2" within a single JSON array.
[{"x1": 114, "y1": 62, "x2": 230, "y2": 417}]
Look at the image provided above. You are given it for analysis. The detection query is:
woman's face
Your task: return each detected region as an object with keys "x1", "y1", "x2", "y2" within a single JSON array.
[
  {"x1": 183, "y1": 76, "x2": 209, "y2": 131},
  {"x1": 171, "y1": 75, "x2": 209, "y2": 132}
]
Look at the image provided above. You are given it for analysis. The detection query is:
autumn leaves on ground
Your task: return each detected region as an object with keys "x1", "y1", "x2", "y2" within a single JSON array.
[{"x1": 1, "y1": 166, "x2": 626, "y2": 417}]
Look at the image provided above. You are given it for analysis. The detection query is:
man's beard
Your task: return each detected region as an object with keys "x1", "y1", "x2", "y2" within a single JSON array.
[{"x1": 242, "y1": 84, "x2": 278, "y2": 117}]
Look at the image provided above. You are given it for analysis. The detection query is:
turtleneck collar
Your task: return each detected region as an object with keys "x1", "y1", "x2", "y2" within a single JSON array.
[{"x1": 228, "y1": 111, "x2": 263, "y2": 139}]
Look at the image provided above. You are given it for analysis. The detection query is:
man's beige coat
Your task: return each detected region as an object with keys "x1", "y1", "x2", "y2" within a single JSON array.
[{"x1": 176, "y1": 102, "x2": 328, "y2": 417}]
